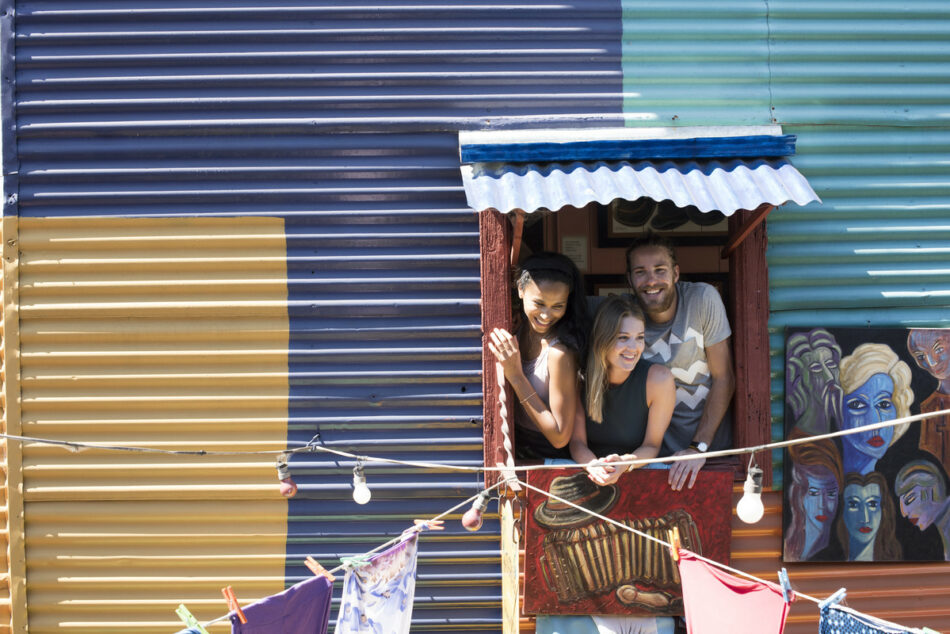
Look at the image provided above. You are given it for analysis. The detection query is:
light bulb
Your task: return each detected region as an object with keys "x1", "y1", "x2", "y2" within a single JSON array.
[
  {"x1": 352, "y1": 464, "x2": 372, "y2": 505},
  {"x1": 737, "y1": 465, "x2": 765, "y2": 524},
  {"x1": 462, "y1": 491, "x2": 491, "y2": 532},
  {"x1": 276, "y1": 453, "x2": 297, "y2": 498}
]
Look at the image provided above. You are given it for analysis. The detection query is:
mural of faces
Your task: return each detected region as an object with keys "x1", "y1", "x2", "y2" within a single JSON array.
[{"x1": 783, "y1": 328, "x2": 950, "y2": 563}]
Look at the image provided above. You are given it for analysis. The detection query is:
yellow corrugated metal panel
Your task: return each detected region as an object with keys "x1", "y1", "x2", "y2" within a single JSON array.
[
  {"x1": 518, "y1": 489, "x2": 950, "y2": 633},
  {"x1": 3, "y1": 216, "x2": 27, "y2": 634},
  {"x1": 0, "y1": 217, "x2": 14, "y2": 634},
  {"x1": 18, "y1": 216, "x2": 290, "y2": 633}
]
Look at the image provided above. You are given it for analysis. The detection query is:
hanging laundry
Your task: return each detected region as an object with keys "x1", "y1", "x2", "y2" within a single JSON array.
[
  {"x1": 335, "y1": 532, "x2": 419, "y2": 634},
  {"x1": 231, "y1": 575, "x2": 333, "y2": 634},
  {"x1": 536, "y1": 615, "x2": 675, "y2": 634},
  {"x1": 819, "y1": 604, "x2": 919, "y2": 634},
  {"x1": 677, "y1": 549, "x2": 791, "y2": 634}
]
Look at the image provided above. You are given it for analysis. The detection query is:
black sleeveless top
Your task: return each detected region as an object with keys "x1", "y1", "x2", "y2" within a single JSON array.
[{"x1": 585, "y1": 360, "x2": 652, "y2": 457}]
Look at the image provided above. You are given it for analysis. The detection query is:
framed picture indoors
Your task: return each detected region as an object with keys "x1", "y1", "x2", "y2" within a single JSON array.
[{"x1": 596, "y1": 198, "x2": 728, "y2": 248}]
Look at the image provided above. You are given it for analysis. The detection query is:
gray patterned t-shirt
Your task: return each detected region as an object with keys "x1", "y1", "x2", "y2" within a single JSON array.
[{"x1": 642, "y1": 281, "x2": 732, "y2": 456}]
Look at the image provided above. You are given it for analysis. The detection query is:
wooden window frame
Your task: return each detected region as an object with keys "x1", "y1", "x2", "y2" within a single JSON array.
[{"x1": 479, "y1": 206, "x2": 775, "y2": 487}]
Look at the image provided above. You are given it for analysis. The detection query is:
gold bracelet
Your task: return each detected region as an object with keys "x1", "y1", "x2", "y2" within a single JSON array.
[{"x1": 519, "y1": 391, "x2": 537, "y2": 404}]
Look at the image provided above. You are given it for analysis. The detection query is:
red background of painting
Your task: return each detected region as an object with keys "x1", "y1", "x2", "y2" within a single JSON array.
[{"x1": 524, "y1": 468, "x2": 734, "y2": 615}]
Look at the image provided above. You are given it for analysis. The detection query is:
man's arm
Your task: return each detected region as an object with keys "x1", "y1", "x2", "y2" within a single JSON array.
[{"x1": 668, "y1": 337, "x2": 735, "y2": 490}]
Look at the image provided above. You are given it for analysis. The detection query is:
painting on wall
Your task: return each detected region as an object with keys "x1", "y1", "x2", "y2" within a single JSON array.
[
  {"x1": 782, "y1": 327, "x2": 950, "y2": 563},
  {"x1": 523, "y1": 468, "x2": 733, "y2": 616},
  {"x1": 596, "y1": 198, "x2": 728, "y2": 248}
]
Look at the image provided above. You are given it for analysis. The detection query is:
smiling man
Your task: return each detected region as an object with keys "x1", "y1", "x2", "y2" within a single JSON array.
[{"x1": 625, "y1": 233, "x2": 735, "y2": 491}]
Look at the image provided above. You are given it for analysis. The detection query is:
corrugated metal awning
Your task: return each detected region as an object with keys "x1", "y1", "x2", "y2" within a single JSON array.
[{"x1": 458, "y1": 127, "x2": 820, "y2": 215}]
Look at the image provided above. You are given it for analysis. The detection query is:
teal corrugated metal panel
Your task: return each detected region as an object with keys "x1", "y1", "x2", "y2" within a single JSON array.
[
  {"x1": 763, "y1": 1, "x2": 950, "y2": 475},
  {"x1": 620, "y1": 0, "x2": 772, "y2": 126},
  {"x1": 769, "y1": 0, "x2": 950, "y2": 127}
]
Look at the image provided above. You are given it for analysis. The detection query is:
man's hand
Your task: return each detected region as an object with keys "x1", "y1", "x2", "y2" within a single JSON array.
[{"x1": 668, "y1": 448, "x2": 705, "y2": 490}]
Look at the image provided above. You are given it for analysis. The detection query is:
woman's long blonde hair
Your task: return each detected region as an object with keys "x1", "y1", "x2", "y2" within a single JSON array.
[{"x1": 586, "y1": 295, "x2": 644, "y2": 423}]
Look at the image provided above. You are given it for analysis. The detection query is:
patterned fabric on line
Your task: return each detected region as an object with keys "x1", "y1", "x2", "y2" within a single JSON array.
[
  {"x1": 819, "y1": 604, "x2": 916, "y2": 634},
  {"x1": 335, "y1": 532, "x2": 419, "y2": 634}
]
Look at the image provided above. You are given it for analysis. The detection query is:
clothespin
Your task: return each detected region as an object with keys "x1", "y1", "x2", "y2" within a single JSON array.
[
  {"x1": 496, "y1": 462, "x2": 522, "y2": 492},
  {"x1": 221, "y1": 586, "x2": 247, "y2": 625},
  {"x1": 818, "y1": 588, "x2": 847, "y2": 610},
  {"x1": 175, "y1": 604, "x2": 210, "y2": 634},
  {"x1": 667, "y1": 526, "x2": 681, "y2": 562},
  {"x1": 304, "y1": 556, "x2": 336, "y2": 582},
  {"x1": 777, "y1": 567, "x2": 793, "y2": 604},
  {"x1": 413, "y1": 519, "x2": 445, "y2": 531},
  {"x1": 340, "y1": 553, "x2": 372, "y2": 569}
]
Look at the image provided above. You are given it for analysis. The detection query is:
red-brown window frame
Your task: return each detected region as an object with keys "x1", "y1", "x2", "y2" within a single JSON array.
[{"x1": 479, "y1": 205, "x2": 775, "y2": 487}]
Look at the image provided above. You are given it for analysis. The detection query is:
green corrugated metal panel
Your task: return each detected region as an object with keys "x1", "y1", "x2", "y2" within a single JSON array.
[
  {"x1": 765, "y1": 1, "x2": 950, "y2": 481},
  {"x1": 769, "y1": 0, "x2": 950, "y2": 127},
  {"x1": 620, "y1": 0, "x2": 772, "y2": 126}
]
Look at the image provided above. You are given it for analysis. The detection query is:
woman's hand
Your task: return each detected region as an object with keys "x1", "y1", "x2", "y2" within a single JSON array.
[
  {"x1": 487, "y1": 328, "x2": 522, "y2": 378},
  {"x1": 585, "y1": 454, "x2": 624, "y2": 486}
]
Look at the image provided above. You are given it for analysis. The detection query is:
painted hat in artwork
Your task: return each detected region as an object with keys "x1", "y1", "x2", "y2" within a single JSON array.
[{"x1": 533, "y1": 471, "x2": 619, "y2": 529}]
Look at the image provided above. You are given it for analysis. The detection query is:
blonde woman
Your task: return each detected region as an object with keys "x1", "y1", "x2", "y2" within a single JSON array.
[
  {"x1": 838, "y1": 343, "x2": 914, "y2": 475},
  {"x1": 570, "y1": 295, "x2": 675, "y2": 485}
]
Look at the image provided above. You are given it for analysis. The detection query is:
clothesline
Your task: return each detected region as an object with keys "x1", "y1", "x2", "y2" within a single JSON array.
[
  {"x1": 202, "y1": 478, "x2": 508, "y2": 628},
  {"x1": 519, "y1": 478, "x2": 931, "y2": 634},
  {"x1": 3, "y1": 407, "x2": 949, "y2": 474}
]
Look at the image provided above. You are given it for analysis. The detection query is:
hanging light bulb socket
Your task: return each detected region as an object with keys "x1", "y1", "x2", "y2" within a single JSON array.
[
  {"x1": 736, "y1": 459, "x2": 765, "y2": 524},
  {"x1": 277, "y1": 452, "x2": 297, "y2": 498},
  {"x1": 352, "y1": 461, "x2": 372, "y2": 505},
  {"x1": 462, "y1": 490, "x2": 491, "y2": 532}
]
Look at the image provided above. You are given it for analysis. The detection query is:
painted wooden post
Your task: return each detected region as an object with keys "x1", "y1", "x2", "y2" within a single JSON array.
[
  {"x1": 728, "y1": 208, "x2": 774, "y2": 487},
  {"x1": 479, "y1": 209, "x2": 513, "y2": 484}
]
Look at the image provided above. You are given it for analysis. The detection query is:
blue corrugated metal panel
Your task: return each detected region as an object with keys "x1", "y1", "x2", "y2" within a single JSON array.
[
  {"x1": 461, "y1": 158, "x2": 818, "y2": 215},
  {"x1": 7, "y1": 2, "x2": 626, "y2": 632}
]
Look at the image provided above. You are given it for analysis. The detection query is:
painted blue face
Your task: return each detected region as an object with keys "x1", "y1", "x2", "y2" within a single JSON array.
[
  {"x1": 843, "y1": 482, "x2": 882, "y2": 548},
  {"x1": 803, "y1": 469, "x2": 839, "y2": 534},
  {"x1": 842, "y1": 373, "x2": 896, "y2": 460}
]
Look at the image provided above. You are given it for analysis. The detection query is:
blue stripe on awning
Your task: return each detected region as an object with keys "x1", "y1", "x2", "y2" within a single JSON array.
[
  {"x1": 460, "y1": 158, "x2": 820, "y2": 215},
  {"x1": 459, "y1": 134, "x2": 797, "y2": 164}
]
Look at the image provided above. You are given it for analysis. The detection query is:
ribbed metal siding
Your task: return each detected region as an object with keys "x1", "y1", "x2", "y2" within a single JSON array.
[
  {"x1": 17, "y1": 216, "x2": 292, "y2": 633},
  {"x1": 8, "y1": 1, "x2": 626, "y2": 632},
  {"x1": 766, "y1": 2, "x2": 950, "y2": 475},
  {"x1": 763, "y1": 5, "x2": 950, "y2": 631},
  {"x1": 620, "y1": 0, "x2": 772, "y2": 126}
]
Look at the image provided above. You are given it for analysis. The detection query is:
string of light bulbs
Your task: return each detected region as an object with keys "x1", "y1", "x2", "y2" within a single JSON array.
[{"x1": 2, "y1": 407, "x2": 947, "y2": 473}]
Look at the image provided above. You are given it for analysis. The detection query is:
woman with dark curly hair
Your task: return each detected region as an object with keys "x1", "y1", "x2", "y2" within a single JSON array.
[{"x1": 487, "y1": 252, "x2": 590, "y2": 459}]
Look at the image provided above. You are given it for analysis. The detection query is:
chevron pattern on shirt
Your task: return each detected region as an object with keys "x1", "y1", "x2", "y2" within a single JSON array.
[
  {"x1": 676, "y1": 384, "x2": 710, "y2": 410},
  {"x1": 671, "y1": 360, "x2": 710, "y2": 385}
]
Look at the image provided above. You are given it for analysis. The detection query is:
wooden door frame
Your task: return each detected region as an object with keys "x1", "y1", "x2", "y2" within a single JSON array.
[{"x1": 479, "y1": 206, "x2": 774, "y2": 487}]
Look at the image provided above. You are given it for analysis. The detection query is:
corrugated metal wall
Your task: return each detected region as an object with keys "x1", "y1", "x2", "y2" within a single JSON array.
[
  {"x1": 763, "y1": 3, "x2": 950, "y2": 632},
  {"x1": 766, "y1": 0, "x2": 950, "y2": 477},
  {"x1": 5, "y1": 1, "x2": 625, "y2": 632}
]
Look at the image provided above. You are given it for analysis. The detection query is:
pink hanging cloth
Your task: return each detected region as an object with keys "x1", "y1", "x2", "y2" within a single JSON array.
[{"x1": 676, "y1": 549, "x2": 792, "y2": 634}]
